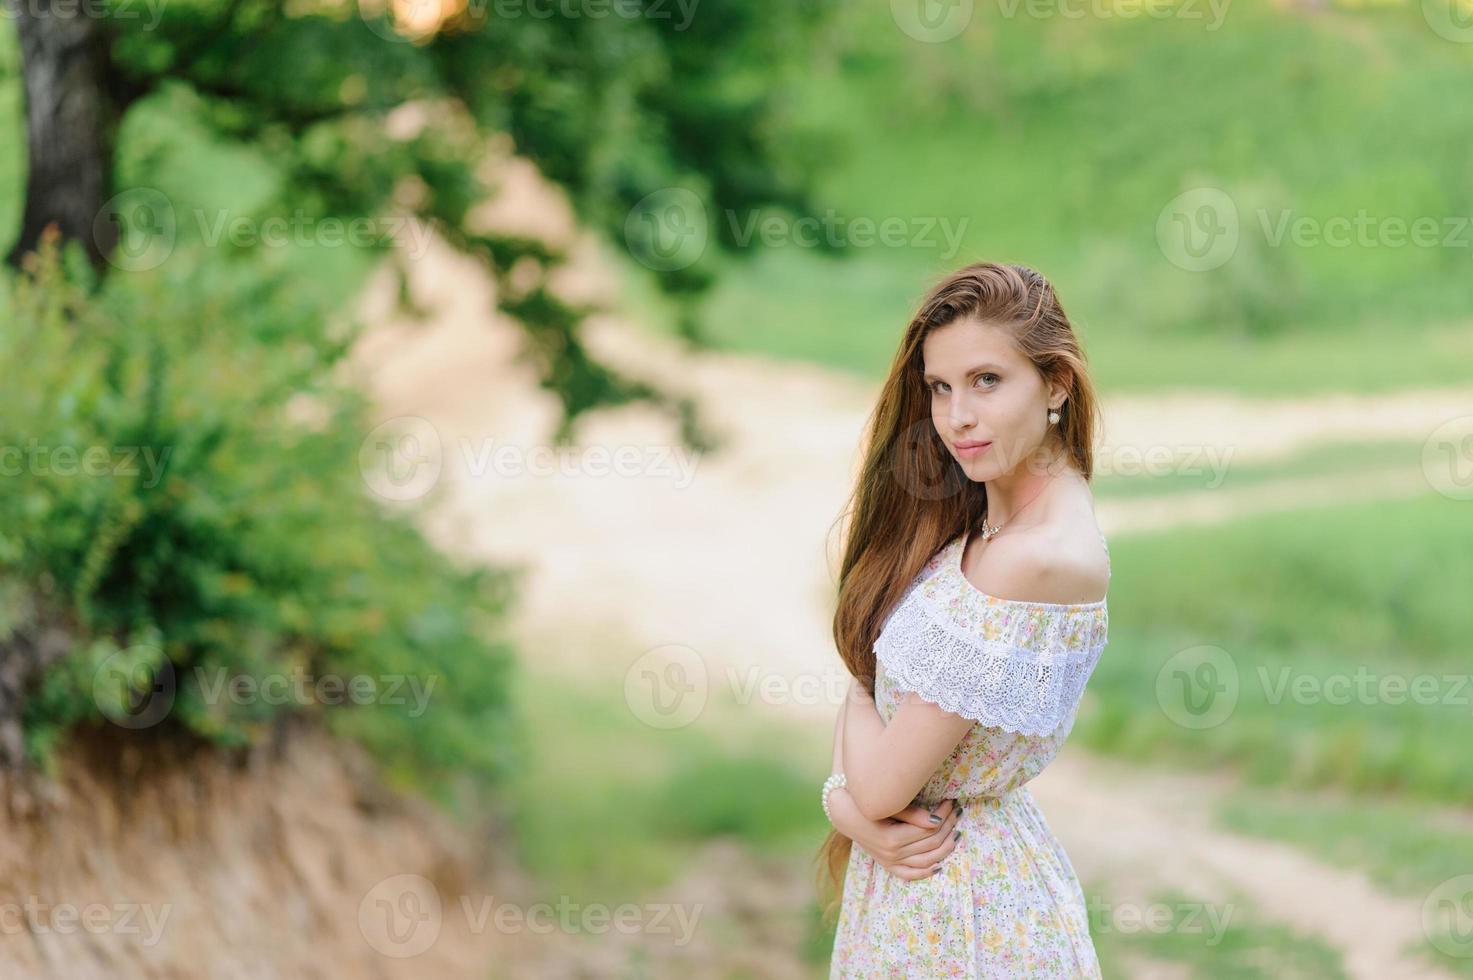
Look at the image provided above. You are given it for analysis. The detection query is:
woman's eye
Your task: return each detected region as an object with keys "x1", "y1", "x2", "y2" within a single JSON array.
[
  {"x1": 976, "y1": 373, "x2": 999, "y2": 387},
  {"x1": 928, "y1": 381, "x2": 947, "y2": 394}
]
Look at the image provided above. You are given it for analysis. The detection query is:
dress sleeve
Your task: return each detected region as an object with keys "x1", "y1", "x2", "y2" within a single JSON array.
[{"x1": 873, "y1": 580, "x2": 1108, "y2": 737}]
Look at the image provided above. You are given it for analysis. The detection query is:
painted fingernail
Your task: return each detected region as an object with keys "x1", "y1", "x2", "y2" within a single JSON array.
[
  {"x1": 954, "y1": 829, "x2": 962, "y2": 840},
  {"x1": 929, "y1": 813, "x2": 942, "y2": 824},
  {"x1": 931, "y1": 864, "x2": 942, "y2": 874}
]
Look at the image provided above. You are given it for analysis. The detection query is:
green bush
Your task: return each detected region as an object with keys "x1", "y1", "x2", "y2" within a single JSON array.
[{"x1": 0, "y1": 240, "x2": 519, "y2": 813}]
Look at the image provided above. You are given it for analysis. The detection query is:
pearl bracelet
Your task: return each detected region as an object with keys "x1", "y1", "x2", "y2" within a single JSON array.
[{"x1": 821, "y1": 772, "x2": 847, "y2": 824}]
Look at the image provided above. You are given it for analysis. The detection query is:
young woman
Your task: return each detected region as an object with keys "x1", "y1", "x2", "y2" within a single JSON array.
[{"x1": 817, "y1": 262, "x2": 1111, "y2": 977}]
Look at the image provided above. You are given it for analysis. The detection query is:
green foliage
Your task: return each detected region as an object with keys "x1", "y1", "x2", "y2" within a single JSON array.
[
  {"x1": 669, "y1": 0, "x2": 1473, "y2": 391},
  {"x1": 651, "y1": 752, "x2": 819, "y2": 844},
  {"x1": 0, "y1": 242, "x2": 518, "y2": 811},
  {"x1": 68, "y1": 0, "x2": 841, "y2": 439},
  {"x1": 0, "y1": 0, "x2": 843, "y2": 813}
]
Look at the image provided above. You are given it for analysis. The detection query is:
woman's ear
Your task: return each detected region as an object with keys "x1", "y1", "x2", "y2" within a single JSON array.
[
  {"x1": 1046, "y1": 385, "x2": 1066, "y2": 413},
  {"x1": 1047, "y1": 370, "x2": 1073, "y2": 412}
]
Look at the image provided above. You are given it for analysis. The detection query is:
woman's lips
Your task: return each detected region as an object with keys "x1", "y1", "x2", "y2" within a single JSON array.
[{"x1": 954, "y1": 440, "x2": 992, "y2": 458}]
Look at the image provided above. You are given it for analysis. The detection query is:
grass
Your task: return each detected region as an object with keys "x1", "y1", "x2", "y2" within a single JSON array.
[
  {"x1": 1091, "y1": 437, "x2": 1425, "y2": 499},
  {"x1": 1073, "y1": 490, "x2": 1473, "y2": 805},
  {"x1": 616, "y1": 0, "x2": 1473, "y2": 394},
  {"x1": 1087, "y1": 881, "x2": 1349, "y2": 978},
  {"x1": 505, "y1": 662, "x2": 830, "y2": 907}
]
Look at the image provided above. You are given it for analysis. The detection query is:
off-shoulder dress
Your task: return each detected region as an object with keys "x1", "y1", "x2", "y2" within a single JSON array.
[{"x1": 830, "y1": 527, "x2": 1111, "y2": 979}]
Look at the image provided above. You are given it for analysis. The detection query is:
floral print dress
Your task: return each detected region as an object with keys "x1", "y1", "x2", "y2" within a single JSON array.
[{"x1": 830, "y1": 528, "x2": 1110, "y2": 979}]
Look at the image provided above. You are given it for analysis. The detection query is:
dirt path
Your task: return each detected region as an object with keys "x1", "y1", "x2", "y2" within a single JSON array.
[
  {"x1": 344, "y1": 165, "x2": 1471, "y2": 977},
  {"x1": 350, "y1": 232, "x2": 1470, "y2": 724},
  {"x1": 1030, "y1": 752, "x2": 1453, "y2": 979}
]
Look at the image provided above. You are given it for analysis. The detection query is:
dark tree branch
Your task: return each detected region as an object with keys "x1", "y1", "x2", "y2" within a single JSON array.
[{"x1": 5, "y1": 0, "x2": 117, "y2": 269}]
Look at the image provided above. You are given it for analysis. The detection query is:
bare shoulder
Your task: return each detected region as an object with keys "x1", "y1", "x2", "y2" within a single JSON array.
[{"x1": 980, "y1": 521, "x2": 1110, "y2": 606}]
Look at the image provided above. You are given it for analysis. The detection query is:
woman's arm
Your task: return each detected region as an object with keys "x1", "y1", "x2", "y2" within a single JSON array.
[
  {"x1": 841, "y1": 678, "x2": 975, "y2": 821},
  {"x1": 825, "y1": 681, "x2": 964, "y2": 879}
]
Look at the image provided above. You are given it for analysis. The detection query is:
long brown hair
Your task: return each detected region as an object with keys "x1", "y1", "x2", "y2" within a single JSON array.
[{"x1": 813, "y1": 261, "x2": 1102, "y2": 921}]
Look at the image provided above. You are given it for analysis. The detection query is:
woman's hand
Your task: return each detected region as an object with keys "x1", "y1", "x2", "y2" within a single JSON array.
[{"x1": 828, "y1": 791, "x2": 963, "y2": 881}]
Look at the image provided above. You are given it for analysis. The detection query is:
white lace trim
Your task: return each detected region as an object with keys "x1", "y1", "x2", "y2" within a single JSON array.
[{"x1": 873, "y1": 538, "x2": 1109, "y2": 736}]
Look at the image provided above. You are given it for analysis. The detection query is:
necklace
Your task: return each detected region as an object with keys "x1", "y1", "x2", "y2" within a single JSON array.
[{"x1": 978, "y1": 479, "x2": 1053, "y2": 541}]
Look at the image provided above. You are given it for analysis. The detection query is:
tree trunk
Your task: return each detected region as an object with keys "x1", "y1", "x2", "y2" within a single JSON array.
[{"x1": 5, "y1": 0, "x2": 115, "y2": 269}]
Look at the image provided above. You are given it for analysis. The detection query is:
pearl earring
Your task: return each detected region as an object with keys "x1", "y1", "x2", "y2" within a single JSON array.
[{"x1": 1047, "y1": 409, "x2": 1060, "y2": 424}]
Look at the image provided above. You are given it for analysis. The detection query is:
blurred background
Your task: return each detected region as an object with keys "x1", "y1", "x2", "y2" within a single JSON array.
[{"x1": 1, "y1": 0, "x2": 1472, "y2": 976}]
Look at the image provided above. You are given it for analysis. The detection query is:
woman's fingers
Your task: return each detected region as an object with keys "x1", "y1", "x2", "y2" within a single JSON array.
[
  {"x1": 889, "y1": 798, "x2": 957, "y2": 832},
  {"x1": 882, "y1": 831, "x2": 959, "y2": 880},
  {"x1": 890, "y1": 800, "x2": 944, "y2": 830},
  {"x1": 889, "y1": 807, "x2": 932, "y2": 831},
  {"x1": 876, "y1": 800, "x2": 965, "y2": 878},
  {"x1": 892, "y1": 805, "x2": 962, "y2": 859},
  {"x1": 897, "y1": 825, "x2": 960, "y2": 866},
  {"x1": 899, "y1": 829, "x2": 961, "y2": 870},
  {"x1": 883, "y1": 817, "x2": 945, "y2": 855}
]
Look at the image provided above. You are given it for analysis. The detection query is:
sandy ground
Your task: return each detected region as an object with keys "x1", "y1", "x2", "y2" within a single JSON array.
[{"x1": 340, "y1": 161, "x2": 1472, "y2": 977}]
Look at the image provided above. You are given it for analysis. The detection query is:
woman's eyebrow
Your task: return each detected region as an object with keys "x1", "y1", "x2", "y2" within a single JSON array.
[{"x1": 922, "y1": 363, "x2": 1003, "y2": 382}]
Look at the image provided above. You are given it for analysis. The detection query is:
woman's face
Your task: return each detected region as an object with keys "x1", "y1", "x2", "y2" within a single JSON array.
[{"x1": 921, "y1": 316, "x2": 1059, "y2": 481}]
